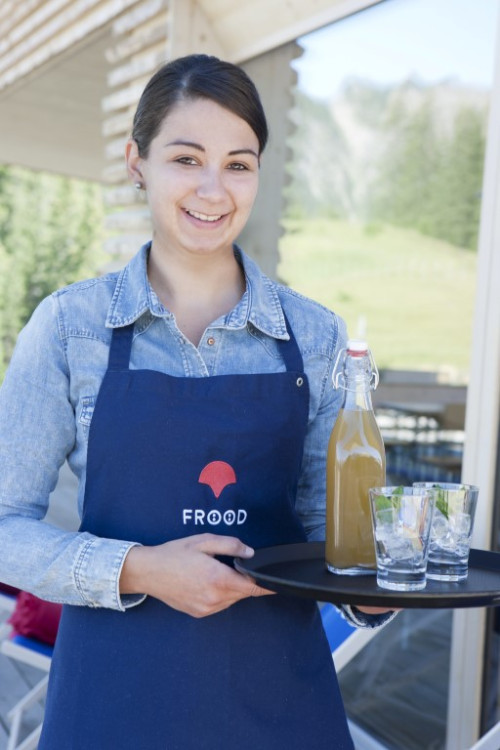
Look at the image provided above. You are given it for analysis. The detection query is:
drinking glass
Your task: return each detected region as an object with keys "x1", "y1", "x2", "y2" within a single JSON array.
[
  {"x1": 369, "y1": 486, "x2": 435, "y2": 591},
  {"x1": 413, "y1": 482, "x2": 479, "y2": 581}
]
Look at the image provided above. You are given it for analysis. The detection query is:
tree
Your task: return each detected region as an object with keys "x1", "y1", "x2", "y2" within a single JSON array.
[
  {"x1": 284, "y1": 91, "x2": 355, "y2": 220},
  {"x1": 429, "y1": 107, "x2": 485, "y2": 249},
  {"x1": 0, "y1": 166, "x2": 105, "y2": 379}
]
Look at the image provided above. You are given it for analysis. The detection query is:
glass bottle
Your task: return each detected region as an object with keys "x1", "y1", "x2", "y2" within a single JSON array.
[{"x1": 326, "y1": 340, "x2": 386, "y2": 575}]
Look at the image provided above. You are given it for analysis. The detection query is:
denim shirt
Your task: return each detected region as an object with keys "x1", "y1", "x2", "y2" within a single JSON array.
[{"x1": 0, "y1": 243, "x2": 391, "y2": 629}]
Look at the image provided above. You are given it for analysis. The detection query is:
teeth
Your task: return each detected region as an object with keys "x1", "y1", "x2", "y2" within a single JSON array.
[{"x1": 187, "y1": 210, "x2": 222, "y2": 222}]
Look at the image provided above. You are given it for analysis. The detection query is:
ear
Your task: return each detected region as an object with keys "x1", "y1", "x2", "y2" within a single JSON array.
[{"x1": 125, "y1": 139, "x2": 145, "y2": 187}]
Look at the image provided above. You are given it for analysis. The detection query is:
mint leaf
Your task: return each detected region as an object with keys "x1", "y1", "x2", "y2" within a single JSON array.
[
  {"x1": 374, "y1": 487, "x2": 403, "y2": 513},
  {"x1": 434, "y1": 485, "x2": 449, "y2": 520},
  {"x1": 375, "y1": 494, "x2": 395, "y2": 512}
]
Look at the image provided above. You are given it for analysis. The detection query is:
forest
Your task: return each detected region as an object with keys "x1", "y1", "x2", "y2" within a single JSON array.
[{"x1": 285, "y1": 78, "x2": 487, "y2": 251}]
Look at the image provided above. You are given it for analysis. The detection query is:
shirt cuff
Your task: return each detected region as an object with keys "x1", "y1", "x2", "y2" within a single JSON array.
[
  {"x1": 340, "y1": 604, "x2": 398, "y2": 629},
  {"x1": 73, "y1": 535, "x2": 146, "y2": 611}
]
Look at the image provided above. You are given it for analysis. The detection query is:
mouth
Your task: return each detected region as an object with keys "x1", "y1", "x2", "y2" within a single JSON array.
[{"x1": 185, "y1": 209, "x2": 224, "y2": 223}]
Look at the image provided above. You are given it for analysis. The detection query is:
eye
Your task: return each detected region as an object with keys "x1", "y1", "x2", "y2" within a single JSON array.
[
  {"x1": 227, "y1": 162, "x2": 249, "y2": 171},
  {"x1": 175, "y1": 156, "x2": 198, "y2": 166}
]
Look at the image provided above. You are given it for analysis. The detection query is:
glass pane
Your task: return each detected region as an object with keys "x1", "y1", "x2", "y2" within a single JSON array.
[
  {"x1": 340, "y1": 610, "x2": 453, "y2": 749},
  {"x1": 282, "y1": 1, "x2": 498, "y2": 747}
]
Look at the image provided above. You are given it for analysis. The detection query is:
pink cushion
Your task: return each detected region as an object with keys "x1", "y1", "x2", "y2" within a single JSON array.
[{"x1": 8, "y1": 592, "x2": 62, "y2": 646}]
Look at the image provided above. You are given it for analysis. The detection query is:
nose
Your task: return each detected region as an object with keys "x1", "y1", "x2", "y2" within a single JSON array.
[{"x1": 196, "y1": 166, "x2": 227, "y2": 202}]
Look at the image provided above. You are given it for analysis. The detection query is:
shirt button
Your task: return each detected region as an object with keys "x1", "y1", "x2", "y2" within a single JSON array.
[{"x1": 207, "y1": 337, "x2": 215, "y2": 346}]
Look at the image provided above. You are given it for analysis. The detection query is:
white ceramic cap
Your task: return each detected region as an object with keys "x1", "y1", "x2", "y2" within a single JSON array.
[{"x1": 347, "y1": 339, "x2": 368, "y2": 353}]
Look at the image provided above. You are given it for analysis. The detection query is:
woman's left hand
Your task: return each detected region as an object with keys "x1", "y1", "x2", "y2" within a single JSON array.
[{"x1": 355, "y1": 605, "x2": 401, "y2": 615}]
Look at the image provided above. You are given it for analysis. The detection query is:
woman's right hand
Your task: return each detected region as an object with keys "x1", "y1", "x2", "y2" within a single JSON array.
[{"x1": 119, "y1": 533, "x2": 273, "y2": 618}]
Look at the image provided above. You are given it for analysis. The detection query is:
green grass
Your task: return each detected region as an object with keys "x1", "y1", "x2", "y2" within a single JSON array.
[{"x1": 278, "y1": 218, "x2": 476, "y2": 378}]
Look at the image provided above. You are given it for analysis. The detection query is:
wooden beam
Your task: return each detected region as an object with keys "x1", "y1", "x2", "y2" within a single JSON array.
[
  {"x1": 0, "y1": 0, "x2": 47, "y2": 40},
  {"x1": 168, "y1": 0, "x2": 226, "y2": 59},
  {"x1": 102, "y1": 108, "x2": 136, "y2": 138},
  {"x1": 105, "y1": 208, "x2": 152, "y2": 231},
  {"x1": 111, "y1": 0, "x2": 167, "y2": 35},
  {"x1": 105, "y1": 13, "x2": 168, "y2": 64},
  {"x1": 0, "y1": 0, "x2": 140, "y2": 90},
  {"x1": 107, "y1": 44, "x2": 166, "y2": 88},
  {"x1": 103, "y1": 184, "x2": 144, "y2": 206},
  {"x1": 237, "y1": 42, "x2": 301, "y2": 277},
  {"x1": 200, "y1": 0, "x2": 384, "y2": 63},
  {"x1": 102, "y1": 79, "x2": 149, "y2": 113}
]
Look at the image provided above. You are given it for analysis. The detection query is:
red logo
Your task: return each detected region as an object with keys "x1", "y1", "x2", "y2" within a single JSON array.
[{"x1": 198, "y1": 461, "x2": 237, "y2": 499}]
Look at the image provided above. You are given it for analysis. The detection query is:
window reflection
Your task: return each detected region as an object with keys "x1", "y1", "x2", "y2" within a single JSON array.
[{"x1": 282, "y1": 1, "x2": 498, "y2": 747}]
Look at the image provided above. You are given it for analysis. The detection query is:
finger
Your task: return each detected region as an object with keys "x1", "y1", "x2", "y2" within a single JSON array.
[
  {"x1": 249, "y1": 583, "x2": 275, "y2": 597},
  {"x1": 355, "y1": 605, "x2": 401, "y2": 614},
  {"x1": 239, "y1": 574, "x2": 274, "y2": 597},
  {"x1": 195, "y1": 534, "x2": 254, "y2": 559},
  {"x1": 222, "y1": 570, "x2": 275, "y2": 600}
]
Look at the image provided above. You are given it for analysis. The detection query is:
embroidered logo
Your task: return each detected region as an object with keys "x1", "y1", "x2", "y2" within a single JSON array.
[
  {"x1": 182, "y1": 460, "x2": 247, "y2": 526},
  {"x1": 198, "y1": 460, "x2": 237, "y2": 499}
]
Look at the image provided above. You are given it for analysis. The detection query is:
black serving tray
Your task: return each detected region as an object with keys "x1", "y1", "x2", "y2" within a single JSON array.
[{"x1": 234, "y1": 542, "x2": 500, "y2": 609}]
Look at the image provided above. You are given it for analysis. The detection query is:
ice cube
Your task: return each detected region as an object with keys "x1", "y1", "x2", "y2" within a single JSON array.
[
  {"x1": 431, "y1": 513, "x2": 449, "y2": 540},
  {"x1": 450, "y1": 512, "x2": 471, "y2": 537},
  {"x1": 385, "y1": 534, "x2": 414, "y2": 561}
]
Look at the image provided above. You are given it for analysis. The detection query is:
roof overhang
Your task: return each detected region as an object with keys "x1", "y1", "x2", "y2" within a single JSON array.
[{"x1": 0, "y1": 0, "x2": 383, "y2": 179}]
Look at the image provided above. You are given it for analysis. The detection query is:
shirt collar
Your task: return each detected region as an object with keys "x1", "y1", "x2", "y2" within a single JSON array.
[{"x1": 106, "y1": 242, "x2": 289, "y2": 340}]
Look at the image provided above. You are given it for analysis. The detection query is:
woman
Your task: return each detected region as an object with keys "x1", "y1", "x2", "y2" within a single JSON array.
[{"x1": 0, "y1": 55, "x2": 394, "y2": 749}]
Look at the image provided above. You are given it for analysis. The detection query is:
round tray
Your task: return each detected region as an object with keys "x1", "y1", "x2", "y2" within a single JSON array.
[{"x1": 234, "y1": 542, "x2": 500, "y2": 609}]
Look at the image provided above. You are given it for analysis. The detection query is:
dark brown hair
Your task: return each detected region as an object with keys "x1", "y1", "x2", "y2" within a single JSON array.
[{"x1": 132, "y1": 54, "x2": 268, "y2": 158}]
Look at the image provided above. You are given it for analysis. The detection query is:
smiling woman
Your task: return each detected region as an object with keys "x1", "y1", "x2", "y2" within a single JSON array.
[
  {"x1": 0, "y1": 54, "x2": 395, "y2": 750},
  {"x1": 126, "y1": 97, "x2": 261, "y2": 344}
]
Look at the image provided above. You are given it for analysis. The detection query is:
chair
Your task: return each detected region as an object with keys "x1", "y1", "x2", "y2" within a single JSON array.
[
  {"x1": 0, "y1": 584, "x2": 20, "y2": 639},
  {"x1": 1, "y1": 636, "x2": 53, "y2": 750},
  {"x1": 0, "y1": 595, "x2": 18, "y2": 642},
  {"x1": 468, "y1": 720, "x2": 500, "y2": 750},
  {"x1": 320, "y1": 603, "x2": 380, "y2": 673},
  {"x1": 0, "y1": 593, "x2": 61, "y2": 750}
]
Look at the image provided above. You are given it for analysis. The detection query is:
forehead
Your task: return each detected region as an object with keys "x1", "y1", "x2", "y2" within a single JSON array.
[{"x1": 155, "y1": 97, "x2": 258, "y2": 147}]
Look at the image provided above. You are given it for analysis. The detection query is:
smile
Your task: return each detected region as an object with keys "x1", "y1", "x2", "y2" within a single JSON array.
[{"x1": 186, "y1": 209, "x2": 223, "y2": 222}]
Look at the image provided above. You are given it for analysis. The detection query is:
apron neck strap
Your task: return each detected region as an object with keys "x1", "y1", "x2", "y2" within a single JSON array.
[
  {"x1": 278, "y1": 313, "x2": 304, "y2": 373},
  {"x1": 106, "y1": 315, "x2": 304, "y2": 373},
  {"x1": 107, "y1": 324, "x2": 134, "y2": 370}
]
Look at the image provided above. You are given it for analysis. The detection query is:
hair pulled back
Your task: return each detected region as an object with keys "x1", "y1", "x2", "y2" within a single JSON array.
[{"x1": 131, "y1": 54, "x2": 268, "y2": 158}]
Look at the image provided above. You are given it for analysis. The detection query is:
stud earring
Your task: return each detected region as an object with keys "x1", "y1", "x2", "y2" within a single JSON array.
[{"x1": 134, "y1": 182, "x2": 143, "y2": 190}]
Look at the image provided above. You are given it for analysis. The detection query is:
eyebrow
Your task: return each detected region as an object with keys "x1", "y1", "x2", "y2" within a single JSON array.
[{"x1": 164, "y1": 140, "x2": 259, "y2": 159}]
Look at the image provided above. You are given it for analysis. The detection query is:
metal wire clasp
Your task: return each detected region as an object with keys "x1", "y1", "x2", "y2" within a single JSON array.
[{"x1": 332, "y1": 347, "x2": 379, "y2": 391}]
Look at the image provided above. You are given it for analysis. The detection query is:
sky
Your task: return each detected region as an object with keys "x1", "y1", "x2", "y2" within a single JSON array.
[{"x1": 294, "y1": 0, "x2": 499, "y2": 99}]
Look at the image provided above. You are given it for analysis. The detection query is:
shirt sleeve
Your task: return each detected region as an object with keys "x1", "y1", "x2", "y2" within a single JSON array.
[
  {"x1": 295, "y1": 311, "x2": 347, "y2": 540},
  {"x1": 0, "y1": 294, "x2": 138, "y2": 611}
]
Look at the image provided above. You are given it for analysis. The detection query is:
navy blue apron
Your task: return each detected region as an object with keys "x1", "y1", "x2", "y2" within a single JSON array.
[{"x1": 40, "y1": 318, "x2": 353, "y2": 750}]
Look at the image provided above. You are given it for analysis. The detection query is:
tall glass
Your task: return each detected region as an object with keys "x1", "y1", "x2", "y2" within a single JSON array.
[
  {"x1": 369, "y1": 486, "x2": 435, "y2": 591},
  {"x1": 413, "y1": 482, "x2": 479, "y2": 581}
]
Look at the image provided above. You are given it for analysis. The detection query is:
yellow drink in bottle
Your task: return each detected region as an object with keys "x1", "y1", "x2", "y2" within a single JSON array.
[{"x1": 325, "y1": 341, "x2": 385, "y2": 575}]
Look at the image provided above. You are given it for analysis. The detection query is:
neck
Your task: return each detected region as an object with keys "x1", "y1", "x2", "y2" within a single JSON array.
[{"x1": 147, "y1": 243, "x2": 245, "y2": 346}]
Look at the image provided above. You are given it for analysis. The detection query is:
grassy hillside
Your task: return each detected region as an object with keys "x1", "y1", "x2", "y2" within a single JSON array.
[{"x1": 278, "y1": 218, "x2": 476, "y2": 378}]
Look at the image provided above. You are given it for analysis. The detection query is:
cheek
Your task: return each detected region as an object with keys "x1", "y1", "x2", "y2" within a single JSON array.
[{"x1": 239, "y1": 181, "x2": 259, "y2": 211}]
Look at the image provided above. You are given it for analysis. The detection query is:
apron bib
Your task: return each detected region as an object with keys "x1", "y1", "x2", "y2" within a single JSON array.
[{"x1": 40, "y1": 319, "x2": 353, "y2": 750}]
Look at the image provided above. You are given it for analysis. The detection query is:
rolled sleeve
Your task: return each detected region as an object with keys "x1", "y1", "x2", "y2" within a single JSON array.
[
  {"x1": 0, "y1": 295, "x2": 138, "y2": 610},
  {"x1": 75, "y1": 537, "x2": 145, "y2": 610},
  {"x1": 340, "y1": 604, "x2": 398, "y2": 629}
]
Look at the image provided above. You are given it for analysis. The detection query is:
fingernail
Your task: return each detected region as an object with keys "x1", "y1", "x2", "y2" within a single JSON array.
[{"x1": 244, "y1": 546, "x2": 254, "y2": 557}]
